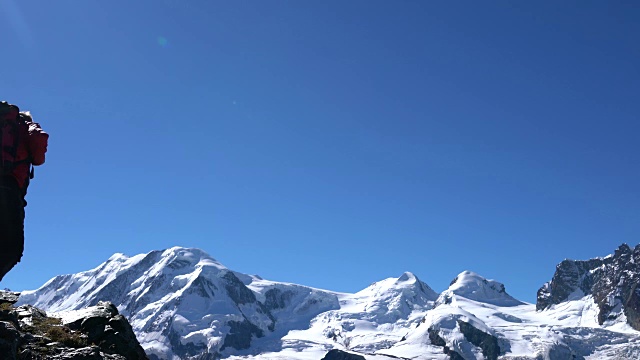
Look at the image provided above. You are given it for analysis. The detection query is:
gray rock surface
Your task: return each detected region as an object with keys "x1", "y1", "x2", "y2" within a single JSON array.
[
  {"x1": 457, "y1": 320, "x2": 500, "y2": 360},
  {"x1": 0, "y1": 320, "x2": 20, "y2": 360},
  {"x1": 0, "y1": 291, "x2": 148, "y2": 360},
  {"x1": 537, "y1": 244, "x2": 640, "y2": 330},
  {"x1": 321, "y1": 349, "x2": 366, "y2": 360},
  {"x1": 427, "y1": 327, "x2": 465, "y2": 360},
  {"x1": 0, "y1": 291, "x2": 20, "y2": 305}
]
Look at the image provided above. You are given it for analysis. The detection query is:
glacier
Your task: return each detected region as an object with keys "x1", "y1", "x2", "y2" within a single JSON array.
[{"x1": 16, "y1": 246, "x2": 640, "y2": 360}]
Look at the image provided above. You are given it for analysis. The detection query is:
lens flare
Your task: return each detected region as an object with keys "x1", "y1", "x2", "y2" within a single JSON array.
[{"x1": 157, "y1": 36, "x2": 168, "y2": 47}]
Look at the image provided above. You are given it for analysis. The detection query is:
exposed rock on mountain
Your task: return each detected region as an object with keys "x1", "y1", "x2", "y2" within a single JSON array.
[
  {"x1": 457, "y1": 320, "x2": 499, "y2": 360},
  {"x1": 59, "y1": 301, "x2": 148, "y2": 359},
  {"x1": 15, "y1": 245, "x2": 640, "y2": 359},
  {"x1": 1, "y1": 291, "x2": 20, "y2": 304},
  {"x1": 380, "y1": 271, "x2": 517, "y2": 360},
  {"x1": 18, "y1": 248, "x2": 279, "y2": 359},
  {"x1": 321, "y1": 349, "x2": 366, "y2": 360},
  {"x1": 0, "y1": 290, "x2": 147, "y2": 360},
  {"x1": 427, "y1": 327, "x2": 464, "y2": 360},
  {"x1": 537, "y1": 244, "x2": 640, "y2": 330}
]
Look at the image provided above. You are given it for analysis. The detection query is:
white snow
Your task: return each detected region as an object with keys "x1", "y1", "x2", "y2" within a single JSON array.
[{"x1": 17, "y1": 247, "x2": 640, "y2": 360}]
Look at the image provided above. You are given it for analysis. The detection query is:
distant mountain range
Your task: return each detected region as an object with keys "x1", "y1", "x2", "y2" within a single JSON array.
[{"x1": 17, "y1": 244, "x2": 640, "y2": 360}]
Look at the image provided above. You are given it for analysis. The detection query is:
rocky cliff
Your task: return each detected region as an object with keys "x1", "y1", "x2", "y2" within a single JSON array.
[
  {"x1": 0, "y1": 290, "x2": 147, "y2": 360},
  {"x1": 537, "y1": 244, "x2": 640, "y2": 330}
]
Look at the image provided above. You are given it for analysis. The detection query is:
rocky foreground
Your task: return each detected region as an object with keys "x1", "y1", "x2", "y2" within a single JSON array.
[{"x1": 0, "y1": 290, "x2": 148, "y2": 360}]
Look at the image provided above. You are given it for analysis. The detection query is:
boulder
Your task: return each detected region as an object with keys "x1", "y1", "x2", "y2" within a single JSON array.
[
  {"x1": 0, "y1": 290, "x2": 20, "y2": 305},
  {"x1": 0, "y1": 294, "x2": 148, "y2": 360},
  {"x1": 59, "y1": 301, "x2": 147, "y2": 360},
  {"x1": 0, "y1": 321, "x2": 20, "y2": 360}
]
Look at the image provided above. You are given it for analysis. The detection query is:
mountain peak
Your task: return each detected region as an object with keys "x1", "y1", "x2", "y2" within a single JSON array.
[
  {"x1": 358, "y1": 272, "x2": 437, "y2": 299},
  {"x1": 160, "y1": 246, "x2": 213, "y2": 261},
  {"x1": 615, "y1": 243, "x2": 632, "y2": 256},
  {"x1": 444, "y1": 271, "x2": 523, "y2": 307},
  {"x1": 155, "y1": 247, "x2": 228, "y2": 274},
  {"x1": 396, "y1": 271, "x2": 420, "y2": 285},
  {"x1": 18, "y1": 246, "x2": 274, "y2": 359},
  {"x1": 107, "y1": 252, "x2": 128, "y2": 262},
  {"x1": 449, "y1": 271, "x2": 495, "y2": 288}
]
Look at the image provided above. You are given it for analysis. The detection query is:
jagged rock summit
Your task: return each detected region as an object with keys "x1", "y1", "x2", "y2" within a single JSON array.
[
  {"x1": 0, "y1": 290, "x2": 147, "y2": 360},
  {"x1": 537, "y1": 243, "x2": 640, "y2": 330}
]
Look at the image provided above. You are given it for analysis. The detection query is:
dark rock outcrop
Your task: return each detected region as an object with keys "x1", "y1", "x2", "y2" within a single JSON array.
[
  {"x1": 61, "y1": 302, "x2": 148, "y2": 360},
  {"x1": 0, "y1": 320, "x2": 20, "y2": 359},
  {"x1": 457, "y1": 320, "x2": 500, "y2": 360},
  {"x1": 427, "y1": 327, "x2": 464, "y2": 360},
  {"x1": 263, "y1": 288, "x2": 295, "y2": 311},
  {"x1": 222, "y1": 271, "x2": 258, "y2": 305},
  {"x1": 547, "y1": 342, "x2": 585, "y2": 360},
  {"x1": 537, "y1": 244, "x2": 640, "y2": 330},
  {"x1": 321, "y1": 349, "x2": 366, "y2": 360},
  {"x1": 220, "y1": 319, "x2": 264, "y2": 351},
  {"x1": 0, "y1": 291, "x2": 148, "y2": 360},
  {"x1": 1, "y1": 291, "x2": 20, "y2": 305}
]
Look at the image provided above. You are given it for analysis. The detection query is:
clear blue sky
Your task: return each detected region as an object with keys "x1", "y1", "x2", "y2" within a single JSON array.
[{"x1": 1, "y1": 0, "x2": 638, "y2": 303}]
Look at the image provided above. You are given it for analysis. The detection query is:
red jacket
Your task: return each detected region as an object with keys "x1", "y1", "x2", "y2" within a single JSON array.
[{"x1": 1, "y1": 107, "x2": 49, "y2": 190}]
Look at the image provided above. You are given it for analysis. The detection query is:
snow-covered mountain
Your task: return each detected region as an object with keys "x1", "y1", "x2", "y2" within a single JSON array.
[
  {"x1": 17, "y1": 245, "x2": 640, "y2": 359},
  {"x1": 537, "y1": 244, "x2": 640, "y2": 331}
]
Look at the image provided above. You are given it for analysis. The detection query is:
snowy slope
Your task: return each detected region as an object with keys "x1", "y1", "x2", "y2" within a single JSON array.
[
  {"x1": 379, "y1": 271, "x2": 640, "y2": 360},
  {"x1": 279, "y1": 271, "x2": 438, "y2": 353},
  {"x1": 19, "y1": 248, "x2": 282, "y2": 359},
  {"x1": 18, "y1": 246, "x2": 640, "y2": 360}
]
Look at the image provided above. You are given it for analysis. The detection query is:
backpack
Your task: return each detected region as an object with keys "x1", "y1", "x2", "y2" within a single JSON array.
[{"x1": 0, "y1": 101, "x2": 27, "y2": 177}]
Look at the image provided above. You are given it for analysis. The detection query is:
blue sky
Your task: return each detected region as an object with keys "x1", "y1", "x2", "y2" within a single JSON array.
[{"x1": 1, "y1": 0, "x2": 639, "y2": 303}]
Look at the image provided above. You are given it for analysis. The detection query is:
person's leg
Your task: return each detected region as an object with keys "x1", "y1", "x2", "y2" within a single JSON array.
[{"x1": 0, "y1": 182, "x2": 25, "y2": 283}]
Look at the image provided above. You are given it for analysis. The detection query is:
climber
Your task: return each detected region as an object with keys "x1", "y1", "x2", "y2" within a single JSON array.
[{"x1": 0, "y1": 101, "x2": 49, "y2": 282}]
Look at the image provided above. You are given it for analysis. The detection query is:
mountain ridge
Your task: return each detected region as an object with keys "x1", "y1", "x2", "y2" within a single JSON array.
[{"x1": 16, "y1": 244, "x2": 640, "y2": 359}]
